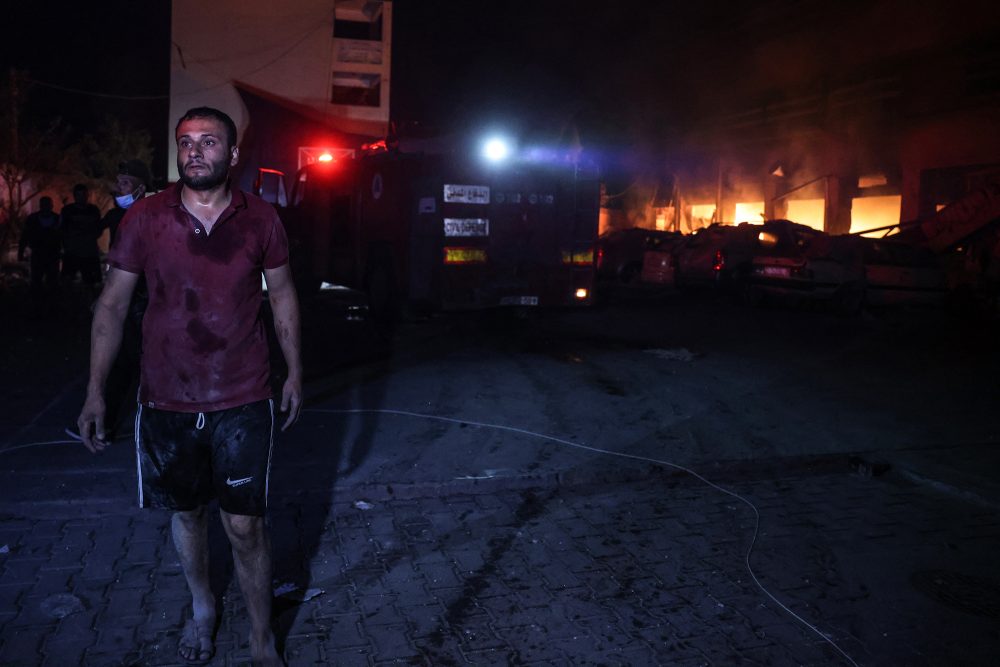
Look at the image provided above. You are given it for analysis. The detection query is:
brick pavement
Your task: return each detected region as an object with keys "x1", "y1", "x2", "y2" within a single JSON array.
[{"x1": 2, "y1": 465, "x2": 999, "y2": 666}]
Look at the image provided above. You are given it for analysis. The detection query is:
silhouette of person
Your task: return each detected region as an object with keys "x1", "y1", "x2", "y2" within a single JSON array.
[
  {"x1": 18, "y1": 196, "x2": 62, "y2": 305},
  {"x1": 59, "y1": 183, "x2": 104, "y2": 291}
]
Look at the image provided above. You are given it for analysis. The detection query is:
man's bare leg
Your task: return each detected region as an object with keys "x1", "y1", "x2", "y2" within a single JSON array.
[
  {"x1": 172, "y1": 507, "x2": 216, "y2": 662},
  {"x1": 220, "y1": 510, "x2": 282, "y2": 666}
]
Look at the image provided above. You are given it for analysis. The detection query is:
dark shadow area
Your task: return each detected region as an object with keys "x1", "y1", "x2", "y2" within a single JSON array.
[{"x1": 262, "y1": 288, "x2": 392, "y2": 655}]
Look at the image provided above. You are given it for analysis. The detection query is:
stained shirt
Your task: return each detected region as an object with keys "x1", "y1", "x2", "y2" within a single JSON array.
[{"x1": 108, "y1": 183, "x2": 289, "y2": 412}]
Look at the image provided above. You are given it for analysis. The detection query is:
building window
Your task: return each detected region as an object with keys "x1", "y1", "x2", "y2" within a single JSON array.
[
  {"x1": 334, "y1": 14, "x2": 383, "y2": 41},
  {"x1": 331, "y1": 72, "x2": 381, "y2": 107},
  {"x1": 785, "y1": 199, "x2": 825, "y2": 231},
  {"x1": 734, "y1": 201, "x2": 765, "y2": 224},
  {"x1": 851, "y1": 195, "x2": 901, "y2": 235}
]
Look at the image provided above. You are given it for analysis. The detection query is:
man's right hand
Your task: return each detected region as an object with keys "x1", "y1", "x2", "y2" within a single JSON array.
[
  {"x1": 78, "y1": 392, "x2": 109, "y2": 453},
  {"x1": 79, "y1": 268, "x2": 140, "y2": 453}
]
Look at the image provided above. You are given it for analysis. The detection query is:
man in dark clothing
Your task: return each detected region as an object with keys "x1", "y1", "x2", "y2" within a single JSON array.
[
  {"x1": 60, "y1": 183, "x2": 104, "y2": 288},
  {"x1": 78, "y1": 108, "x2": 301, "y2": 666},
  {"x1": 18, "y1": 196, "x2": 62, "y2": 301}
]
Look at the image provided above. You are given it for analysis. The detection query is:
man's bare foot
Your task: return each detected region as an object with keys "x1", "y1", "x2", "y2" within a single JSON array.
[
  {"x1": 250, "y1": 630, "x2": 284, "y2": 667},
  {"x1": 178, "y1": 615, "x2": 216, "y2": 664}
]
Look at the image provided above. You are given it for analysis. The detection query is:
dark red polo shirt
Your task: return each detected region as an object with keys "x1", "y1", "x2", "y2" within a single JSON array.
[{"x1": 108, "y1": 183, "x2": 289, "y2": 412}]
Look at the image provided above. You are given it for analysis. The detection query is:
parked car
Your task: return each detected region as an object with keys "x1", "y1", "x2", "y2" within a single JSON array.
[
  {"x1": 747, "y1": 226, "x2": 948, "y2": 311},
  {"x1": 596, "y1": 228, "x2": 683, "y2": 284},
  {"x1": 861, "y1": 239, "x2": 948, "y2": 307},
  {"x1": 673, "y1": 221, "x2": 810, "y2": 291}
]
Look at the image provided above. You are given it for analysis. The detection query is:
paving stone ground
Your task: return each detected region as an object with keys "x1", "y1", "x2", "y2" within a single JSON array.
[{"x1": 2, "y1": 464, "x2": 998, "y2": 666}]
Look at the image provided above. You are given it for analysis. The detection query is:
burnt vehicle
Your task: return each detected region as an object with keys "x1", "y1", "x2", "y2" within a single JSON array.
[
  {"x1": 746, "y1": 225, "x2": 949, "y2": 311},
  {"x1": 672, "y1": 223, "x2": 761, "y2": 289},
  {"x1": 673, "y1": 221, "x2": 800, "y2": 292},
  {"x1": 861, "y1": 239, "x2": 948, "y2": 307},
  {"x1": 595, "y1": 227, "x2": 682, "y2": 284},
  {"x1": 743, "y1": 223, "x2": 865, "y2": 311}
]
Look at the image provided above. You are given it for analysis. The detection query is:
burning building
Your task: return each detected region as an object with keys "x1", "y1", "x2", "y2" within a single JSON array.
[{"x1": 636, "y1": 0, "x2": 1000, "y2": 236}]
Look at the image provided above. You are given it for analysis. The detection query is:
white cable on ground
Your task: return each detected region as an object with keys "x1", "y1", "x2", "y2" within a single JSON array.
[
  {"x1": 309, "y1": 407, "x2": 861, "y2": 667},
  {"x1": 0, "y1": 440, "x2": 81, "y2": 454}
]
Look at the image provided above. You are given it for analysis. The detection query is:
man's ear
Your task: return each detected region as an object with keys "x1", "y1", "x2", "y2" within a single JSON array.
[{"x1": 230, "y1": 146, "x2": 240, "y2": 167}]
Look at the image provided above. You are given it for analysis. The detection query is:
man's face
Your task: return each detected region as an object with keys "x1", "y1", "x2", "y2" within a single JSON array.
[
  {"x1": 73, "y1": 188, "x2": 88, "y2": 204},
  {"x1": 175, "y1": 117, "x2": 238, "y2": 191},
  {"x1": 116, "y1": 174, "x2": 143, "y2": 197},
  {"x1": 40, "y1": 198, "x2": 53, "y2": 214}
]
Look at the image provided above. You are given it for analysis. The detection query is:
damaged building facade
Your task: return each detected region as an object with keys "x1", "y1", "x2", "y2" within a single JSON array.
[{"x1": 627, "y1": 1, "x2": 1000, "y2": 236}]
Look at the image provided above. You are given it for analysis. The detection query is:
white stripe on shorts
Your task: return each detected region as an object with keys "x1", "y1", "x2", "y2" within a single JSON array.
[
  {"x1": 265, "y1": 399, "x2": 275, "y2": 509},
  {"x1": 134, "y1": 404, "x2": 144, "y2": 508}
]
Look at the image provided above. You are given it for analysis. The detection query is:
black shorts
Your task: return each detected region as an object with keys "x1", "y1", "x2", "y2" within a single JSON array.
[{"x1": 135, "y1": 399, "x2": 275, "y2": 516}]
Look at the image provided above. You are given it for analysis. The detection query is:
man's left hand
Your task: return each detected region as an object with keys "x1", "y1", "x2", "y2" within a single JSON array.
[{"x1": 279, "y1": 376, "x2": 302, "y2": 431}]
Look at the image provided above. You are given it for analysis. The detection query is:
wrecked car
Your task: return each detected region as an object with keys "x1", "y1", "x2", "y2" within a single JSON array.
[{"x1": 596, "y1": 228, "x2": 683, "y2": 284}]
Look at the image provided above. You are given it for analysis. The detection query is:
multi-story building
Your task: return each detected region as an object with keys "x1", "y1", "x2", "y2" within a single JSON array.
[{"x1": 169, "y1": 0, "x2": 392, "y2": 190}]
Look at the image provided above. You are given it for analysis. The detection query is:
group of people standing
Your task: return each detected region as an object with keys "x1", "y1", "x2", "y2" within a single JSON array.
[{"x1": 17, "y1": 160, "x2": 151, "y2": 302}]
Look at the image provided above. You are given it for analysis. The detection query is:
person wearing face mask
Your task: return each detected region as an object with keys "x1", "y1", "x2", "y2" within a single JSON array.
[
  {"x1": 104, "y1": 159, "x2": 152, "y2": 245},
  {"x1": 66, "y1": 159, "x2": 152, "y2": 443}
]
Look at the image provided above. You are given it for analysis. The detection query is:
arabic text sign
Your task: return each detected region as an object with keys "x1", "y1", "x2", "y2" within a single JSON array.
[{"x1": 444, "y1": 184, "x2": 490, "y2": 204}]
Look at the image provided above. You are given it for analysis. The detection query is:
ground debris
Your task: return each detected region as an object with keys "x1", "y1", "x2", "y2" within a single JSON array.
[
  {"x1": 41, "y1": 593, "x2": 84, "y2": 619},
  {"x1": 643, "y1": 347, "x2": 697, "y2": 362},
  {"x1": 273, "y1": 583, "x2": 324, "y2": 602}
]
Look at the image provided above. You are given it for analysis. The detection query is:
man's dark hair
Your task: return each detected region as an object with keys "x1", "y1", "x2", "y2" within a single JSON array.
[
  {"x1": 73, "y1": 183, "x2": 88, "y2": 194},
  {"x1": 39, "y1": 196, "x2": 53, "y2": 206},
  {"x1": 175, "y1": 107, "x2": 238, "y2": 149},
  {"x1": 118, "y1": 159, "x2": 152, "y2": 188}
]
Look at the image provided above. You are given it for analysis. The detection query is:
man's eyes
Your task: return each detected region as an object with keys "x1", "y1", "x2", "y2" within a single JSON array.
[{"x1": 178, "y1": 139, "x2": 217, "y2": 148}]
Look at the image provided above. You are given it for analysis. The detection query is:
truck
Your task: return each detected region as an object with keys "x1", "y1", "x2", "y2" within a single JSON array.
[{"x1": 260, "y1": 140, "x2": 601, "y2": 318}]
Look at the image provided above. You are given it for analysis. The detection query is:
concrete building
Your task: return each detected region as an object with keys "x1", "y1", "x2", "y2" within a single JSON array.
[{"x1": 169, "y1": 0, "x2": 391, "y2": 190}]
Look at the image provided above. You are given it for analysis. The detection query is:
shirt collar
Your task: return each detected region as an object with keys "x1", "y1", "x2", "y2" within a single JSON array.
[{"x1": 167, "y1": 181, "x2": 247, "y2": 211}]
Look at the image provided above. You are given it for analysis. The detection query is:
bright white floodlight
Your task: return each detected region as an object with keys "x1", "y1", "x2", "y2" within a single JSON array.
[{"x1": 483, "y1": 137, "x2": 511, "y2": 163}]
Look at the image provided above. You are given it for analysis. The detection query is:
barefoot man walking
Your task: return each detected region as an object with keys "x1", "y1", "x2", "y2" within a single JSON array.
[{"x1": 77, "y1": 106, "x2": 302, "y2": 666}]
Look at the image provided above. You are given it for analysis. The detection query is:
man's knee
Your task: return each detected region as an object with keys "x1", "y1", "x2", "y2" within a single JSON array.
[
  {"x1": 220, "y1": 512, "x2": 266, "y2": 551},
  {"x1": 173, "y1": 506, "x2": 209, "y2": 529}
]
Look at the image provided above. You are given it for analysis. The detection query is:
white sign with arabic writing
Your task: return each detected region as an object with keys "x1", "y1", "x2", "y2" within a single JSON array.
[
  {"x1": 444, "y1": 218, "x2": 489, "y2": 237},
  {"x1": 443, "y1": 184, "x2": 490, "y2": 204}
]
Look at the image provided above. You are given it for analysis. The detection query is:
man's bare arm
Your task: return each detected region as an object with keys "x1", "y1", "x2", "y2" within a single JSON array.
[
  {"x1": 264, "y1": 264, "x2": 303, "y2": 431},
  {"x1": 78, "y1": 268, "x2": 140, "y2": 452}
]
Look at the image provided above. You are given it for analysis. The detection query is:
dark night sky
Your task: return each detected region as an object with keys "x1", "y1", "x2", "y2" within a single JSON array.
[
  {"x1": 3, "y1": 0, "x2": 995, "y2": 180},
  {"x1": 1, "y1": 2, "x2": 702, "y2": 153},
  {"x1": 3, "y1": 1, "x2": 661, "y2": 150},
  {"x1": 3, "y1": 2, "x2": 172, "y2": 178}
]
